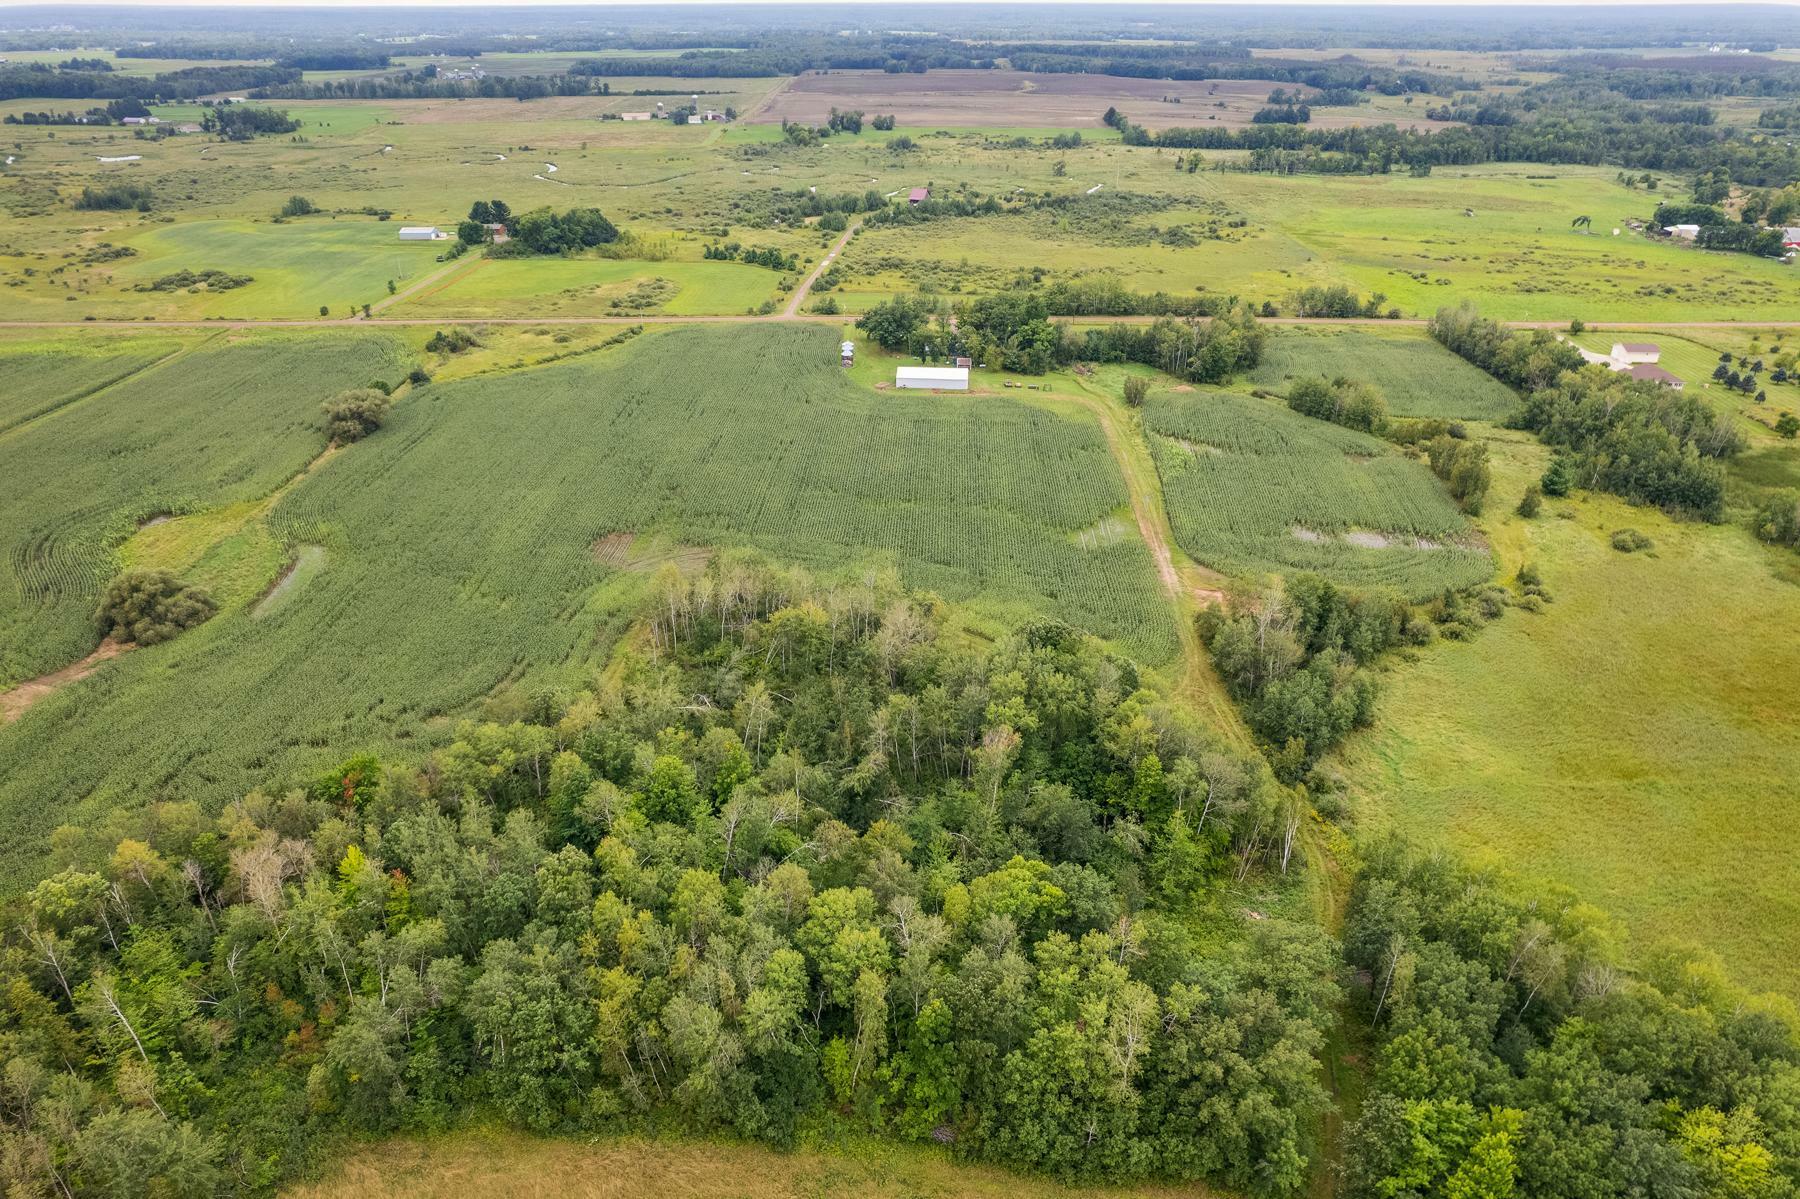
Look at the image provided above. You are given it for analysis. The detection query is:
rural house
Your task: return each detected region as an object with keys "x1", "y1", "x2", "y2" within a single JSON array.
[
  {"x1": 907, "y1": 187, "x2": 929, "y2": 205},
  {"x1": 398, "y1": 226, "x2": 449, "y2": 241},
  {"x1": 896, "y1": 365, "x2": 968, "y2": 390},
  {"x1": 1611, "y1": 343, "x2": 1660, "y2": 364},
  {"x1": 1627, "y1": 364, "x2": 1685, "y2": 390}
]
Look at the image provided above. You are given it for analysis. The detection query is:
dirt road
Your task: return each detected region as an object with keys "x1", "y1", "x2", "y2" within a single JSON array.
[
  {"x1": 0, "y1": 640, "x2": 130, "y2": 723},
  {"x1": 783, "y1": 218, "x2": 859, "y2": 318}
]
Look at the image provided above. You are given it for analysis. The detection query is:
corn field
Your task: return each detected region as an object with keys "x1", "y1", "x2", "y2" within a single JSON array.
[
  {"x1": 0, "y1": 333, "x2": 412, "y2": 688},
  {"x1": 0, "y1": 325, "x2": 1174, "y2": 884},
  {"x1": 1248, "y1": 327, "x2": 1521, "y2": 421},
  {"x1": 1145, "y1": 389, "x2": 1494, "y2": 598}
]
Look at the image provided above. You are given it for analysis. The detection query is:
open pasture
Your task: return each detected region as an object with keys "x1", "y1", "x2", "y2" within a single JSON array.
[
  {"x1": 1340, "y1": 427, "x2": 1800, "y2": 995},
  {"x1": 833, "y1": 163, "x2": 1799, "y2": 322},
  {"x1": 388, "y1": 256, "x2": 783, "y2": 317},
  {"x1": 1144, "y1": 389, "x2": 1492, "y2": 597},
  {"x1": 1249, "y1": 327, "x2": 1523, "y2": 421},
  {"x1": 0, "y1": 323, "x2": 1175, "y2": 885},
  {"x1": 751, "y1": 69, "x2": 1455, "y2": 132},
  {"x1": 0, "y1": 330, "x2": 411, "y2": 688}
]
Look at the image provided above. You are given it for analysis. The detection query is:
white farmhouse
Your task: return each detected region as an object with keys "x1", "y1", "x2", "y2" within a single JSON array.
[{"x1": 895, "y1": 366, "x2": 969, "y2": 390}]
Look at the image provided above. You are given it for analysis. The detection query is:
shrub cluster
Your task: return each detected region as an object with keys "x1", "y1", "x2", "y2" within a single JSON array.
[{"x1": 94, "y1": 570, "x2": 216, "y2": 645}]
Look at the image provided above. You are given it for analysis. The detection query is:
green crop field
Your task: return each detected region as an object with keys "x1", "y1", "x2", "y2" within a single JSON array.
[
  {"x1": 0, "y1": 336, "x2": 177, "y2": 432},
  {"x1": 0, "y1": 323, "x2": 1175, "y2": 884},
  {"x1": 0, "y1": 331, "x2": 412, "y2": 686},
  {"x1": 388, "y1": 256, "x2": 783, "y2": 317},
  {"x1": 1144, "y1": 389, "x2": 1493, "y2": 596},
  {"x1": 1248, "y1": 327, "x2": 1523, "y2": 421},
  {"x1": 1340, "y1": 427, "x2": 1800, "y2": 994}
]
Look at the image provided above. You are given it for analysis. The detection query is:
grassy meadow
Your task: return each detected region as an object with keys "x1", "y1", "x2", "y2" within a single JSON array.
[
  {"x1": 0, "y1": 323, "x2": 1180, "y2": 886},
  {"x1": 4, "y1": 83, "x2": 1797, "y2": 322},
  {"x1": 283, "y1": 1131, "x2": 1217, "y2": 1199},
  {"x1": 1337, "y1": 424, "x2": 1800, "y2": 994}
]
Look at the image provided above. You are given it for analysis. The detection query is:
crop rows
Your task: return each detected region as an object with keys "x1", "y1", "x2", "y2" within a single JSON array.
[
  {"x1": 1145, "y1": 390, "x2": 1494, "y2": 597},
  {"x1": 0, "y1": 325, "x2": 1175, "y2": 881},
  {"x1": 1248, "y1": 328, "x2": 1521, "y2": 421},
  {"x1": 0, "y1": 332, "x2": 411, "y2": 686},
  {"x1": 0, "y1": 343, "x2": 173, "y2": 434}
]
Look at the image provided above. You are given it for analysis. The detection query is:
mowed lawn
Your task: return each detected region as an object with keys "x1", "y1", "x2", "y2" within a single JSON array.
[
  {"x1": 1340, "y1": 428, "x2": 1800, "y2": 994},
  {"x1": 284, "y1": 1131, "x2": 1216, "y2": 1199}
]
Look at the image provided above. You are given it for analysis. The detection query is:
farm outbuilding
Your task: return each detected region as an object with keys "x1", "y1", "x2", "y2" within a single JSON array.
[
  {"x1": 896, "y1": 366, "x2": 968, "y2": 390},
  {"x1": 1612, "y1": 343, "x2": 1660, "y2": 364},
  {"x1": 398, "y1": 226, "x2": 448, "y2": 241},
  {"x1": 907, "y1": 188, "x2": 929, "y2": 205}
]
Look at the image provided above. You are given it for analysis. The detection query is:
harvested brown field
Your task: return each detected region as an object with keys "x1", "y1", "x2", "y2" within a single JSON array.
[{"x1": 751, "y1": 69, "x2": 1452, "y2": 131}]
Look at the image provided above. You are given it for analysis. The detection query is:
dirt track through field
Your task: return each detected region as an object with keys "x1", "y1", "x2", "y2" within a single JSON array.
[
  {"x1": 1, "y1": 639, "x2": 130, "y2": 723},
  {"x1": 784, "y1": 218, "x2": 860, "y2": 318}
]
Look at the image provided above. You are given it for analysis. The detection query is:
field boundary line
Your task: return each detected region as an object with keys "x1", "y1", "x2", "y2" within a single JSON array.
[
  {"x1": 0, "y1": 334, "x2": 216, "y2": 445},
  {"x1": 12, "y1": 316, "x2": 1800, "y2": 332},
  {"x1": 369, "y1": 253, "x2": 486, "y2": 317},
  {"x1": 0, "y1": 345, "x2": 184, "y2": 438}
]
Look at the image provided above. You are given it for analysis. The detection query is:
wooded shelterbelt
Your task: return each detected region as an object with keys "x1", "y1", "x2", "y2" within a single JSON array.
[{"x1": 0, "y1": 558, "x2": 1332, "y2": 1197}]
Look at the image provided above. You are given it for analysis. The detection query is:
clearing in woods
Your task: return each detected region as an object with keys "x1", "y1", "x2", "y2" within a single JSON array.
[{"x1": 282, "y1": 1131, "x2": 1217, "y2": 1199}]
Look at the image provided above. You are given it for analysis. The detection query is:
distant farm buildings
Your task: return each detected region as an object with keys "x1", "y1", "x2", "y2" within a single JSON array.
[
  {"x1": 621, "y1": 112, "x2": 653, "y2": 121},
  {"x1": 896, "y1": 365, "x2": 968, "y2": 390},
  {"x1": 907, "y1": 187, "x2": 929, "y2": 205},
  {"x1": 1627, "y1": 364, "x2": 1685, "y2": 390},
  {"x1": 1663, "y1": 223, "x2": 1701, "y2": 240},
  {"x1": 1612, "y1": 343, "x2": 1661, "y2": 365},
  {"x1": 398, "y1": 226, "x2": 449, "y2": 241}
]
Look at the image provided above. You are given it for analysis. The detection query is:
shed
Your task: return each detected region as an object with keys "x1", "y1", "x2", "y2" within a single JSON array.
[
  {"x1": 907, "y1": 187, "x2": 929, "y2": 205},
  {"x1": 1784, "y1": 227, "x2": 1800, "y2": 248},
  {"x1": 896, "y1": 366, "x2": 968, "y2": 390},
  {"x1": 1627, "y1": 364, "x2": 1684, "y2": 390},
  {"x1": 1664, "y1": 223, "x2": 1701, "y2": 240},
  {"x1": 398, "y1": 226, "x2": 447, "y2": 241},
  {"x1": 621, "y1": 112, "x2": 653, "y2": 121},
  {"x1": 1612, "y1": 343, "x2": 1660, "y2": 364}
]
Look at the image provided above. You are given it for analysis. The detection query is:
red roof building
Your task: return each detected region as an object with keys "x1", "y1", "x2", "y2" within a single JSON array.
[{"x1": 907, "y1": 187, "x2": 929, "y2": 205}]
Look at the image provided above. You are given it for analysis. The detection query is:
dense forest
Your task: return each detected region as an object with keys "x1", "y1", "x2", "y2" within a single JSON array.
[
  {"x1": 0, "y1": 558, "x2": 1336, "y2": 1197},
  {"x1": 1346, "y1": 841, "x2": 1800, "y2": 1198}
]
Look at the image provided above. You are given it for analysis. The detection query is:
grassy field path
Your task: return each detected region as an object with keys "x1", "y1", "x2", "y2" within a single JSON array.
[
  {"x1": 784, "y1": 218, "x2": 860, "y2": 318},
  {"x1": 0, "y1": 639, "x2": 130, "y2": 724},
  {"x1": 1063, "y1": 377, "x2": 1251, "y2": 749}
]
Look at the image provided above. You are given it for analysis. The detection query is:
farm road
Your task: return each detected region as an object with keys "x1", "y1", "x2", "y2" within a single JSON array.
[{"x1": 783, "y1": 217, "x2": 860, "y2": 318}]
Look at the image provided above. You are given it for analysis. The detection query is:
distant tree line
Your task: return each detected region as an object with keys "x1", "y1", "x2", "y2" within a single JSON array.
[{"x1": 0, "y1": 64, "x2": 299, "y2": 103}]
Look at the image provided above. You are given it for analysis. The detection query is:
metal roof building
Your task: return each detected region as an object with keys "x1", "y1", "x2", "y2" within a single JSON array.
[{"x1": 895, "y1": 366, "x2": 969, "y2": 390}]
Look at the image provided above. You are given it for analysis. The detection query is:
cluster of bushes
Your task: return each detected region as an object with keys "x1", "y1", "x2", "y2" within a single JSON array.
[
  {"x1": 1346, "y1": 840, "x2": 1800, "y2": 1199},
  {"x1": 425, "y1": 328, "x2": 479, "y2": 355},
  {"x1": 1077, "y1": 308, "x2": 1266, "y2": 386},
  {"x1": 132, "y1": 269, "x2": 253, "y2": 293},
  {"x1": 484, "y1": 207, "x2": 619, "y2": 255},
  {"x1": 1198, "y1": 576, "x2": 1426, "y2": 779},
  {"x1": 1753, "y1": 490, "x2": 1800, "y2": 547},
  {"x1": 94, "y1": 570, "x2": 216, "y2": 646},
  {"x1": 202, "y1": 105, "x2": 300, "y2": 141},
  {"x1": 321, "y1": 388, "x2": 393, "y2": 444},
  {"x1": 1286, "y1": 375, "x2": 1388, "y2": 434},
  {"x1": 1039, "y1": 277, "x2": 1221, "y2": 319},
  {"x1": 0, "y1": 560, "x2": 1337, "y2": 1197},
  {"x1": 1289, "y1": 284, "x2": 1396, "y2": 319},
  {"x1": 1431, "y1": 303, "x2": 1741, "y2": 519},
  {"x1": 1424, "y1": 434, "x2": 1492, "y2": 514},
  {"x1": 1611, "y1": 527, "x2": 1655, "y2": 553},
  {"x1": 73, "y1": 184, "x2": 153, "y2": 212},
  {"x1": 1252, "y1": 104, "x2": 1312, "y2": 124},
  {"x1": 702, "y1": 243, "x2": 799, "y2": 271},
  {"x1": 277, "y1": 195, "x2": 317, "y2": 218}
]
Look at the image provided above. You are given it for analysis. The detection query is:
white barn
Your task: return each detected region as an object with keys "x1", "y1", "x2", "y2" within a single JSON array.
[
  {"x1": 398, "y1": 226, "x2": 448, "y2": 241},
  {"x1": 1611, "y1": 343, "x2": 1660, "y2": 364},
  {"x1": 895, "y1": 366, "x2": 969, "y2": 390}
]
